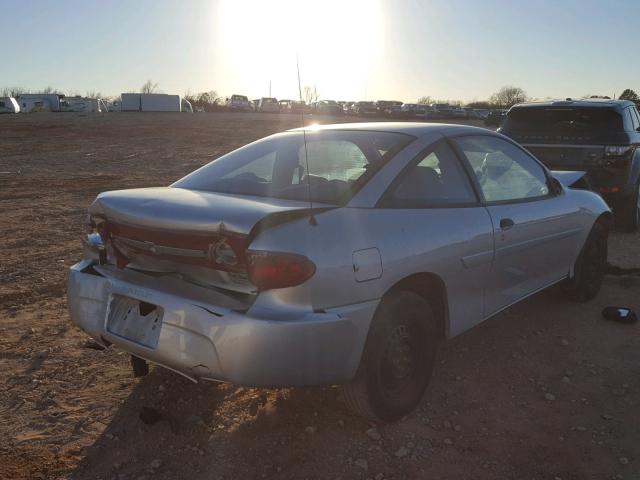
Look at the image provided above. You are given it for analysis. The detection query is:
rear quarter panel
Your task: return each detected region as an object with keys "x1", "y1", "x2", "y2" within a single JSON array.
[{"x1": 250, "y1": 206, "x2": 494, "y2": 337}]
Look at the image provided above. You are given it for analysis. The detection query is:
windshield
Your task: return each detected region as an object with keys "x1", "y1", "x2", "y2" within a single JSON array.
[
  {"x1": 504, "y1": 107, "x2": 623, "y2": 132},
  {"x1": 173, "y1": 130, "x2": 413, "y2": 205}
]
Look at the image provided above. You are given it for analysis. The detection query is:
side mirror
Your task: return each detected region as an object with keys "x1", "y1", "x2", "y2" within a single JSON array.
[{"x1": 550, "y1": 177, "x2": 563, "y2": 195}]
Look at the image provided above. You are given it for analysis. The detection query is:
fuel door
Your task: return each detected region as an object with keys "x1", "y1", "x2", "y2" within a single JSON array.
[{"x1": 352, "y1": 247, "x2": 383, "y2": 282}]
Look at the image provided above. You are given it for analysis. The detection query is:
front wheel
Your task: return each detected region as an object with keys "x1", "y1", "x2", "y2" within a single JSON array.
[
  {"x1": 340, "y1": 291, "x2": 439, "y2": 421},
  {"x1": 564, "y1": 221, "x2": 608, "y2": 302}
]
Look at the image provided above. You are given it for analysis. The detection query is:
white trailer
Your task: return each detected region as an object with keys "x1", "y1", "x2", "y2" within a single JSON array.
[
  {"x1": 60, "y1": 97, "x2": 106, "y2": 113},
  {"x1": 120, "y1": 93, "x2": 142, "y2": 111},
  {"x1": 0, "y1": 97, "x2": 20, "y2": 113},
  {"x1": 18, "y1": 94, "x2": 62, "y2": 112},
  {"x1": 141, "y1": 94, "x2": 181, "y2": 112},
  {"x1": 119, "y1": 93, "x2": 185, "y2": 112}
]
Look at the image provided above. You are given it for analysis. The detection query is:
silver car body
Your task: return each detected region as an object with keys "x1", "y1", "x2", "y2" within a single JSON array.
[{"x1": 67, "y1": 123, "x2": 610, "y2": 386}]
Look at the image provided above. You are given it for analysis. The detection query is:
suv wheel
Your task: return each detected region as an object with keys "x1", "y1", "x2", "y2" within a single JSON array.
[
  {"x1": 340, "y1": 291, "x2": 439, "y2": 421},
  {"x1": 616, "y1": 182, "x2": 640, "y2": 232},
  {"x1": 564, "y1": 221, "x2": 608, "y2": 302}
]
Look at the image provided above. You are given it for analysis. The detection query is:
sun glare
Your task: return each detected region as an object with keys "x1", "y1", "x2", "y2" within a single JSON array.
[{"x1": 216, "y1": 0, "x2": 383, "y2": 100}]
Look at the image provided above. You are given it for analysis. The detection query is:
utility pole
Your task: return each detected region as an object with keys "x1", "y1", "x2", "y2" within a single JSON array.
[{"x1": 269, "y1": 80, "x2": 271, "y2": 97}]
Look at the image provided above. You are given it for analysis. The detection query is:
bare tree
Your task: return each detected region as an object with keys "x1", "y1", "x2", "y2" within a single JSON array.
[
  {"x1": 1, "y1": 86, "x2": 29, "y2": 97},
  {"x1": 303, "y1": 85, "x2": 318, "y2": 105},
  {"x1": 85, "y1": 90, "x2": 103, "y2": 99},
  {"x1": 417, "y1": 96, "x2": 433, "y2": 105},
  {"x1": 185, "y1": 90, "x2": 221, "y2": 112},
  {"x1": 41, "y1": 86, "x2": 56, "y2": 94},
  {"x1": 141, "y1": 80, "x2": 159, "y2": 94},
  {"x1": 489, "y1": 86, "x2": 527, "y2": 108}
]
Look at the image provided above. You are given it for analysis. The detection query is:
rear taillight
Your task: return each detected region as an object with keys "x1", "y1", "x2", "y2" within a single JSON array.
[
  {"x1": 246, "y1": 250, "x2": 316, "y2": 290},
  {"x1": 604, "y1": 146, "x2": 632, "y2": 157}
]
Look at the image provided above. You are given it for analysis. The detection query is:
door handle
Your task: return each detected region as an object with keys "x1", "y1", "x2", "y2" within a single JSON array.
[{"x1": 499, "y1": 218, "x2": 515, "y2": 230}]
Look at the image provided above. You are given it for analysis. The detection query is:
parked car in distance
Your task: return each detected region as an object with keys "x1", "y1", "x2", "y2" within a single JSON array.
[
  {"x1": 343, "y1": 101, "x2": 356, "y2": 115},
  {"x1": 467, "y1": 109, "x2": 489, "y2": 120},
  {"x1": 257, "y1": 97, "x2": 280, "y2": 113},
  {"x1": 452, "y1": 106, "x2": 467, "y2": 118},
  {"x1": 430, "y1": 103, "x2": 455, "y2": 118},
  {"x1": 314, "y1": 100, "x2": 342, "y2": 115},
  {"x1": 485, "y1": 110, "x2": 506, "y2": 127},
  {"x1": 279, "y1": 99, "x2": 291, "y2": 111},
  {"x1": 226, "y1": 94, "x2": 253, "y2": 112},
  {"x1": 0, "y1": 96, "x2": 20, "y2": 113},
  {"x1": 499, "y1": 99, "x2": 640, "y2": 230},
  {"x1": 279, "y1": 100, "x2": 307, "y2": 114},
  {"x1": 401, "y1": 104, "x2": 427, "y2": 118},
  {"x1": 353, "y1": 101, "x2": 378, "y2": 116},
  {"x1": 376, "y1": 100, "x2": 403, "y2": 117},
  {"x1": 69, "y1": 122, "x2": 610, "y2": 421}
]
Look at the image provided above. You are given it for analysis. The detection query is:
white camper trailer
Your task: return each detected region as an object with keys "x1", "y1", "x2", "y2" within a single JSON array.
[
  {"x1": 18, "y1": 94, "x2": 62, "y2": 112},
  {"x1": 0, "y1": 97, "x2": 20, "y2": 113},
  {"x1": 60, "y1": 97, "x2": 106, "y2": 113},
  {"x1": 119, "y1": 93, "x2": 185, "y2": 112}
]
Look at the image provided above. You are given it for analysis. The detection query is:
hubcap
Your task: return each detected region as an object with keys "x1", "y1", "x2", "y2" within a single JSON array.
[
  {"x1": 380, "y1": 323, "x2": 420, "y2": 395},
  {"x1": 386, "y1": 325, "x2": 413, "y2": 380}
]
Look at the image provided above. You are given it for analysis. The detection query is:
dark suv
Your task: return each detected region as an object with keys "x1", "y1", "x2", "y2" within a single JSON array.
[{"x1": 499, "y1": 99, "x2": 640, "y2": 230}]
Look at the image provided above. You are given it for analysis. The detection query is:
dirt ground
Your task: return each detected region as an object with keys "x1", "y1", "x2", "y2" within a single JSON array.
[{"x1": 1, "y1": 112, "x2": 639, "y2": 480}]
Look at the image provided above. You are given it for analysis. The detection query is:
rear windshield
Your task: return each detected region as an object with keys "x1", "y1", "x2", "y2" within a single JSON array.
[
  {"x1": 173, "y1": 130, "x2": 413, "y2": 205},
  {"x1": 232, "y1": 95, "x2": 248, "y2": 101},
  {"x1": 504, "y1": 107, "x2": 623, "y2": 132}
]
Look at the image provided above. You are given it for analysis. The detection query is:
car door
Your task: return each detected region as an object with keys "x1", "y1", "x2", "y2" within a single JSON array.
[
  {"x1": 452, "y1": 135, "x2": 584, "y2": 315},
  {"x1": 376, "y1": 139, "x2": 495, "y2": 336}
]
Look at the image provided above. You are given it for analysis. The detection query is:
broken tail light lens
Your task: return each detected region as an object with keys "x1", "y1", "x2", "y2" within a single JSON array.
[{"x1": 246, "y1": 250, "x2": 316, "y2": 290}]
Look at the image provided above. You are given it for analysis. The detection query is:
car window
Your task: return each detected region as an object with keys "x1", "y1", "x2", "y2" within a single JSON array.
[
  {"x1": 454, "y1": 136, "x2": 550, "y2": 203},
  {"x1": 386, "y1": 142, "x2": 476, "y2": 207},
  {"x1": 503, "y1": 107, "x2": 624, "y2": 133},
  {"x1": 629, "y1": 107, "x2": 640, "y2": 131},
  {"x1": 173, "y1": 130, "x2": 413, "y2": 205},
  {"x1": 301, "y1": 140, "x2": 368, "y2": 183},
  {"x1": 221, "y1": 151, "x2": 276, "y2": 183}
]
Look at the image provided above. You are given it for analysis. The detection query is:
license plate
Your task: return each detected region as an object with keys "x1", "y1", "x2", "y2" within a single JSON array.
[{"x1": 106, "y1": 294, "x2": 163, "y2": 349}]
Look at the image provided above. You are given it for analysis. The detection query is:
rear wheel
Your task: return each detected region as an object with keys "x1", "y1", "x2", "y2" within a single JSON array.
[
  {"x1": 615, "y1": 182, "x2": 640, "y2": 232},
  {"x1": 340, "y1": 291, "x2": 439, "y2": 421},
  {"x1": 564, "y1": 221, "x2": 608, "y2": 302}
]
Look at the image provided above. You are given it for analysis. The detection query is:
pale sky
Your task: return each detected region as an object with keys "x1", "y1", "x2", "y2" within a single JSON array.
[{"x1": 1, "y1": 0, "x2": 638, "y2": 103}]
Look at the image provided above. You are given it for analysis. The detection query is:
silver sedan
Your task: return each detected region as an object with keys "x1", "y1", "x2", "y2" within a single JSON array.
[{"x1": 68, "y1": 123, "x2": 610, "y2": 421}]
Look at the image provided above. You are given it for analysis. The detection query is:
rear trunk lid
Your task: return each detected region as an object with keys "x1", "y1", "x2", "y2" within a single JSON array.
[
  {"x1": 522, "y1": 144, "x2": 605, "y2": 170},
  {"x1": 500, "y1": 106, "x2": 632, "y2": 182},
  {"x1": 89, "y1": 187, "x2": 312, "y2": 294}
]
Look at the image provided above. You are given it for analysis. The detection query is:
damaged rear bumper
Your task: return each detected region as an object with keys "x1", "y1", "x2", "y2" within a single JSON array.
[{"x1": 67, "y1": 260, "x2": 377, "y2": 386}]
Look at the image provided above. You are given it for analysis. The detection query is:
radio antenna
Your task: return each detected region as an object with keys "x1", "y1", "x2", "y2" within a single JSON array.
[{"x1": 297, "y1": 54, "x2": 317, "y2": 226}]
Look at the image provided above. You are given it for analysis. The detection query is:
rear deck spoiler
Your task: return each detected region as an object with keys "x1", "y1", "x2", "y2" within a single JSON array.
[{"x1": 550, "y1": 170, "x2": 590, "y2": 190}]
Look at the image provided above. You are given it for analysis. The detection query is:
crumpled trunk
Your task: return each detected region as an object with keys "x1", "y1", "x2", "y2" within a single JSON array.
[{"x1": 88, "y1": 187, "x2": 312, "y2": 294}]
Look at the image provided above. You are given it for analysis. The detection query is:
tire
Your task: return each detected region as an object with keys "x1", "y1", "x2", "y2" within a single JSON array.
[
  {"x1": 340, "y1": 291, "x2": 439, "y2": 421},
  {"x1": 564, "y1": 221, "x2": 608, "y2": 302},
  {"x1": 615, "y1": 182, "x2": 640, "y2": 232}
]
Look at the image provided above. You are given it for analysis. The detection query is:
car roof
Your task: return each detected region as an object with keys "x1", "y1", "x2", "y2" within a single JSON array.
[
  {"x1": 287, "y1": 122, "x2": 493, "y2": 137},
  {"x1": 510, "y1": 98, "x2": 635, "y2": 113}
]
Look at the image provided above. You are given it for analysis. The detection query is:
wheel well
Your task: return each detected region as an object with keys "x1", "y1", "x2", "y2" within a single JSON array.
[
  {"x1": 385, "y1": 273, "x2": 449, "y2": 339},
  {"x1": 596, "y1": 211, "x2": 613, "y2": 230}
]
